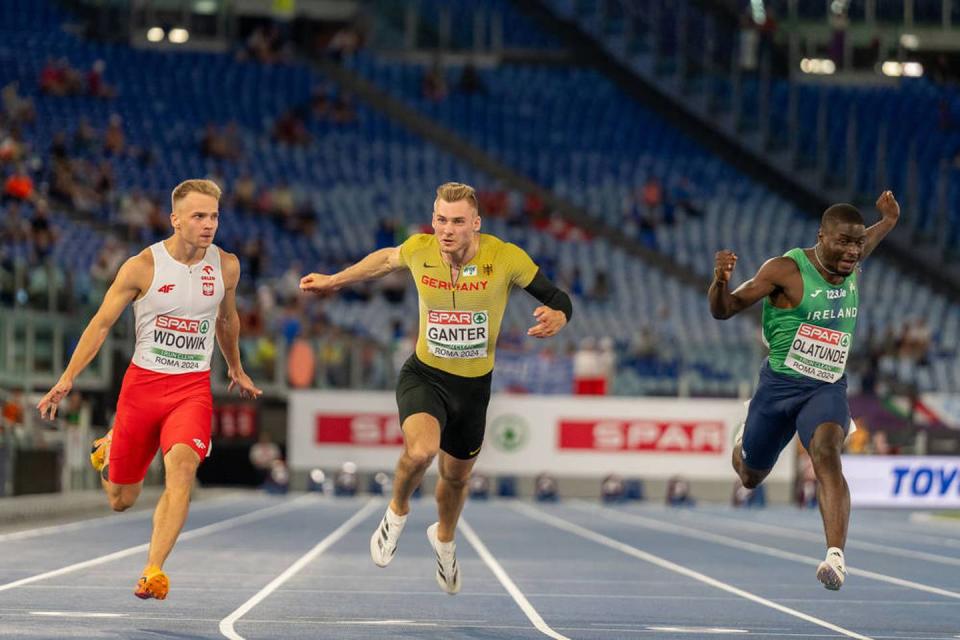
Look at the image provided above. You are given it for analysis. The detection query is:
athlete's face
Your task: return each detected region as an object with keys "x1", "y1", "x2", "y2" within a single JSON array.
[
  {"x1": 818, "y1": 222, "x2": 866, "y2": 276},
  {"x1": 172, "y1": 192, "x2": 220, "y2": 248},
  {"x1": 432, "y1": 198, "x2": 480, "y2": 256}
]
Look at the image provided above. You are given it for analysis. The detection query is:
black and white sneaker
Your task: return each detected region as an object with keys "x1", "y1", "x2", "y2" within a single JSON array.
[
  {"x1": 816, "y1": 547, "x2": 846, "y2": 591},
  {"x1": 370, "y1": 506, "x2": 406, "y2": 568},
  {"x1": 427, "y1": 522, "x2": 461, "y2": 595}
]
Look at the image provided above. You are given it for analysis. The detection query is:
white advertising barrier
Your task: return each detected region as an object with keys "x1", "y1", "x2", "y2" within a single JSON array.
[
  {"x1": 288, "y1": 391, "x2": 795, "y2": 481},
  {"x1": 844, "y1": 455, "x2": 960, "y2": 508}
]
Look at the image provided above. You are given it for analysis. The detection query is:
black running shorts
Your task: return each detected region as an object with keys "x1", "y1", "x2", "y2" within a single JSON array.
[{"x1": 395, "y1": 354, "x2": 493, "y2": 460}]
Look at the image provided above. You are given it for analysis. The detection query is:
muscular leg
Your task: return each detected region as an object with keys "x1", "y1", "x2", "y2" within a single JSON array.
[
  {"x1": 145, "y1": 443, "x2": 200, "y2": 570},
  {"x1": 389, "y1": 413, "x2": 440, "y2": 517},
  {"x1": 807, "y1": 422, "x2": 849, "y2": 549},
  {"x1": 103, "y1": 475, "x2": 143, "y2": 512},
  {"x1": 732, "y1": 443, "x2": 773, "y2": 490},
  {"x1": 435, "y1": 452, "x2": 476, "y2": 543}
]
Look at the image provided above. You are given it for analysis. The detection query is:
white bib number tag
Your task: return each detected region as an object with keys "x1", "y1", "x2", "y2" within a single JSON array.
[
  {"x1": 426, "y1": 310, "x2": 488, "y2": 359},
  {"x1": 784, "y1": 323, "x2": 851, "y2": 383}
]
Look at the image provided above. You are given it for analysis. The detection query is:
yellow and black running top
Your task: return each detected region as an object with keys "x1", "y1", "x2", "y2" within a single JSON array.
[{"x1": 398, "y1": 233, "x2": 539, "y2": 377}]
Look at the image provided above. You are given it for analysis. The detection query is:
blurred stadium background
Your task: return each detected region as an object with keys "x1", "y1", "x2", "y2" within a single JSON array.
[{"x1": 2, "y1": 0, "x2": 960, "y2": 511}]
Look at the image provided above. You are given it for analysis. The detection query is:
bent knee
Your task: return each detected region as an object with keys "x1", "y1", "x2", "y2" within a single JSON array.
[
  {"x1": 405, "y1": 446, "x2": 438, "y2": 468},
  {"x1": 109, "y1": 494, "x2": 137, "y2": 512}
]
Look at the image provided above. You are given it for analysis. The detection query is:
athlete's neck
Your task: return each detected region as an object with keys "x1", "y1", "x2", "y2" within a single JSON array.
[
  {"x1": 809, "y1": 244, "x2": 845, "y2": 285},
  {"x1": 440, "y1": 234, "x2": 480, "y2": 269},
  {"x1": 164, "y1": 236, "x2": 208, "y2": 267}
]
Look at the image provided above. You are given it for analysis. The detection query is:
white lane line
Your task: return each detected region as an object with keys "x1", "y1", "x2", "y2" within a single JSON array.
[
  {"x1": 512, "y1": 503, "x2": 875, "y2": 640},
  {"x1": 30, "y1": 611, "x2": 128, "y2": 618},
  {"x1": 0, "y1": 495, "x2": 317, "y2": 593},
  {"x1": 658, "y1": 506, "x2": 960, "y2": 567},
  {"x1": 0, "y1": 493, "x2": 245, "y2": 543},
  {"x1": 459, "y1": 517, "x2": 571, "y2": 640},
  {"x1": 575, "y1": 503, "x2": 960, "y2": 601},
  {"x1": 218, "y1": 499, "x2": 380, "y2": 640}
]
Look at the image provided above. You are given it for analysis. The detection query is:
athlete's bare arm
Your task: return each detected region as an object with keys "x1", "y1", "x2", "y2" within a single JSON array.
[
  {"x1": 299, "y1": 246, "x2": 405, "y2": 295},
  {"x1": 862, "y1": 190, "x2": 900, "y2": 260},
  {"x1": 709, "y1": 253, "x2": 797, "y2": 320},
  {"x1": 37, "y1": 253, "x2": 151, "y2": 419},
  {"x1": 216, "y1": 251, "x2": 262, "y2": 399}
]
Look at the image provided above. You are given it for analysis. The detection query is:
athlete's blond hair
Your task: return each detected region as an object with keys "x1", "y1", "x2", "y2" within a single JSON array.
[
  {"x1": 171, "y1": 178, "x2": 222, "y2": 211},
  {"x1": 434, "y1": 182, "x2": 478, "y2": 214}
]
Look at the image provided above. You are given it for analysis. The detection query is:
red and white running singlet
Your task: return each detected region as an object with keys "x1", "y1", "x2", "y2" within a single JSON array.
[{"x1": 131, "y1": 242, "x2": 224, "y2": 374}]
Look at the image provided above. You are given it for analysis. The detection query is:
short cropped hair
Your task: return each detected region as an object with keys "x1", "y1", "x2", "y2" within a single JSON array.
[
  {"x1": 434, "y1": 182, "x2": 479, "y2": 214},
  {"x1": 171, "y1": 178, "x2": 222, "y2": 212},
  {"x1": 821, "y1": 203, "x2": 864, "y2": 229}
]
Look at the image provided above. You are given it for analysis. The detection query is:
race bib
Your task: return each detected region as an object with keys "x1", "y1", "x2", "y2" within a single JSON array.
[
  {"x1": 426, "y1": 310, "x2": 488, "y2": 359},
  {"x1": 784, "y1": 323, "x2": 851, "y2": 383}
]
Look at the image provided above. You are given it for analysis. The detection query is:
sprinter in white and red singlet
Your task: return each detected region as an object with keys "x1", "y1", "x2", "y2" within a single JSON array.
[{"x1": 37, "y1": 179, "x2": 261, "y2": 601}]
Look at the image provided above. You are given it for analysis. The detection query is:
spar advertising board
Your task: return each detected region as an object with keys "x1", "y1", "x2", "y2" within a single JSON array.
[
  {"x1": 288, "y1": 391, "x2": 795, "y2": 481},
  {"x1": 843, "y1": 455, "x2": 960, "y2": 507}
]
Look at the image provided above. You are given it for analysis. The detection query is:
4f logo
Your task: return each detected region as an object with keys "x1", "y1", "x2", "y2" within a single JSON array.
[
  {"x1": 193, "y1": 438, "x2": 207, "y2": 450},
  {"x1": 157, "y1": 284, "x2": 176, "y2": 294}
]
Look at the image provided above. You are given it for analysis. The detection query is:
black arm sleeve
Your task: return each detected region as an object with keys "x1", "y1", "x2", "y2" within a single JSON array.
[{"x1": 523, "y1": 269, "x2": 573, "y2": 322}]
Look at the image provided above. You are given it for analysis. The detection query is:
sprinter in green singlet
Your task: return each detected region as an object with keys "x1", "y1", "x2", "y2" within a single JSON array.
[{"x1": 709, "y1": 191, "x2": 900, "y2": 591}]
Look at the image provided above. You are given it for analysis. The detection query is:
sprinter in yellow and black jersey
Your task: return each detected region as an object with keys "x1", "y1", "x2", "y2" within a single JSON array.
[{"x1": 300, "y1": 182, "x2": 572, "y2": 595}]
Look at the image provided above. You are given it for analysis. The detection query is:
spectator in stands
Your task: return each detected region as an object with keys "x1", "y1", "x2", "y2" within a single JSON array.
[
  {"x1": 458, "y1": 63, "x2": 486, "y2": 95},
  {"x1": 3, "y1": 164, "x2": 34, "y2": 202},
  {"x1": 573, "y1": 337, "x2": 608, "y2": 395},
  {"x1": 73, "y1": 117, "x2": 99, "y2": 153},
  {"x1": 589, "y1": 270, "x2": 610, "y2": 303},
  {"x1": 273, "y1": 108, "x2": 311, "y2": 146},
  {"x1": 249, "y1": 431, "x2": 282, "y2": 485},
  {"x1": 1, "y1": 81, "x2": 35, "y2": 125},
  {"x1": 326, "y1": 26, "x2": 361, "y2": 62},
  {"x1": 1, "y1": 388, "x2": 25, "y2": 429},
  {"x1": 86, "y1": 60, "x2": 116, "y2": 99},
  {"x1": 0, "y1": 125, "x2": 26, "y2": 166},
  {"x1": 870, "y1": 429, "x2": 894, "y2": 455},
  {"x1": 103, "y1": 114, "x2": 125, "y2": 156},
  {"x1": 234, "y1": 172, "x2": 257, "y2": 211},
  {"x1": 422, "y1": 63, "x2": 448, "y2": 102},
  {"x1": 899, "y1": 317, "x2": 932, "y2": 365},
  {"x1": 331, "y1": 95, "x2": 357, "y2": 124}
]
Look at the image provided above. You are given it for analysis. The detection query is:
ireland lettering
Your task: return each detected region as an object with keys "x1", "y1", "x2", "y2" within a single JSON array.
[{"x1": 807, "y1": 307, "x2": 857, "y2": 321}]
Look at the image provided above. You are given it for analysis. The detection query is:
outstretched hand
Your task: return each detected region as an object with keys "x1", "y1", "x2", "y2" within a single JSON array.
[
  {"x1": 527, "y1": 306, "x2": 566, "y2": 338},
  {"x1": 228, "y1": 369, "x2": 262, "y2": 399},
  {"x1": 37, "y1": 378, "x2": 72, "y2": 420}
]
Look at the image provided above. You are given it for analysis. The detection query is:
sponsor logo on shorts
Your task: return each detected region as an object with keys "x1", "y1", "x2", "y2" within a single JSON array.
[
  {"x1": 157, "y1": 284, "x2": 176, "y2": 294},
  {"x1": 490, "y1": 414, "x2": 529, "y2": 453},
  {"x1": 558, "y1": 419, "x2": 724, "y2": 453}
]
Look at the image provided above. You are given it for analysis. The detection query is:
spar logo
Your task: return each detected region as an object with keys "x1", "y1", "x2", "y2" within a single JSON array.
[
  {"x1": 559, "y1": 419, "x2": 724, "y2": 453},
  {"x1": 797, "y1": 324, "x2": 844, "y2": 346},
  {"x1": 156, "y1": 314, "x2": 202, "y2": 334},
  {"x1": 428, "y1": 311, "x2": 474, "y2": 325},
  {"x1": 315, "y1": 414, "x2": 403, "y2": 446}
]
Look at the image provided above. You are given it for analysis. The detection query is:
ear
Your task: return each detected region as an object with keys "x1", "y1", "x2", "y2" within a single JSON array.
[
  {"x1": 474, "y1": 214, "x2": 481, "y2": 231},
  {"x1": 170, "y1": 211, "x2": 179, "y2": 230}
]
